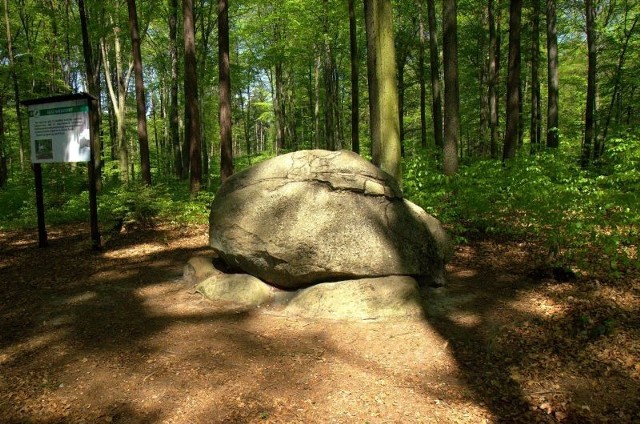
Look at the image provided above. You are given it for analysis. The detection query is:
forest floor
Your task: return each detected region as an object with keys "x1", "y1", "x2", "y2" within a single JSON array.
[{"x1": 0, "y1": 224, "x2": 638, "y2": 423}]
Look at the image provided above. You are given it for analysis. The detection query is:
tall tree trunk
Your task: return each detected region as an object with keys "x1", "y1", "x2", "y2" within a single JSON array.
[
  {"x1": 127, "y1": 0, "x2": 151, "y2": 185},
  {"x1": 418, "y1": 1, "x2": 428, "y2": 149},
  {"x1": 219, "y1": 0, "x2": 233, "y2": 183},
  {"x1": 364, "y1": 0, "x2": 380, "y2": 162},
  {"x1": 313, "y1": 54, "x2": 322, "y2": 149},
  {"x1": 442, "y1": 0, "x2": 460, "y2": 175},
  {"x1": 364, "y1": 0, "x2": 402, "y2": 183},
  {"x1": 101, "y1": 16, "x2": 132, "y2": 182},
  {"x1": 274, "y1": 62, "x2": 286, "y2": 152},
  {"x1": 183, "y1": 0, "x2": 202, "y2": 193},
  {"x1": 582, "y1": 0, "x2": 597, "y2": 167},
  {"x1": 78, "y1": 0, "x2": 103, "y2": 191},
  {"x1": 488, "y1": 0, "x2": 500, "y2": 158},
  {"x1": 530, "y1": 0, "x2": 542, "y2": 153},
  {"x1": 479, "y1": 11, "x2": 489, "y2": 156},
  {"x1": 427, "y1": 0, "x2": 444, "y2": 150},
  {"x1": 323, "y1": 0, "x2": 336, "y2": 151},
  {"x1": 0, "y1": 99, "x2": 7, "y2": 188},
  {"x1": 503, "y1": 0, "x2": 522, "y2": 163},
  {"x1": 397, "y1": 48, "x2": 408, "y2": 156},
  {"x1": 168, "y1": 0, "x2": 182, "y2": 178},
  {"x1": 3, "y1": 0, "x2": 25, "y2": 171},
  {"x1": 348, "y1": 0, "x2": 360, "y2": 153},
  {"x1": 546, "y1": 0, "x2": 559, "y2": 148},
  {"x1": 601, "y1": 14, "x2": 638, "y2": 152}
]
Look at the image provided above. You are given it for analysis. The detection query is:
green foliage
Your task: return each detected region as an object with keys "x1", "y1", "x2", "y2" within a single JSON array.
[
  {"x1": 0, "y1": 173, "x2": 215, "y2": 231},
  {"x1": 98, "y1": 181, "x2": 215, "y2": 229},
  {"x1": 99, "y1": 183, "x2": 167, "y2": 228},
  {"x1": 404, "y1": 136, "x2": 640, "y2": 275}
]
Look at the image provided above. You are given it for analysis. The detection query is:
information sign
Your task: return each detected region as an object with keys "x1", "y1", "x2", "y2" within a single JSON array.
[{"x1": 28, "y1": 99, "x2": 91, "y2": 163}]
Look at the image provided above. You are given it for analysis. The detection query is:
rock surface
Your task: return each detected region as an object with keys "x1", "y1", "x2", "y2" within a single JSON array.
[
  {"x1": 283, "y1": 276, "x2": 424, "y2": 320},
  {"x1": 183, "y1": 256, "x2": 219, "y2": 285},
  {"x1": 195, "y1": 273, "x2": 276, "y2": 306},
  {"x1": 209, "y1": 149, "x2": 451, "y2": 289}
]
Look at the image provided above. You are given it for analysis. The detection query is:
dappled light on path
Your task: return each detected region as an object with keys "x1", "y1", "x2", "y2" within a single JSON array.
[{"x1": 1, "y1": 224, "x2": 638, "y2": 422}]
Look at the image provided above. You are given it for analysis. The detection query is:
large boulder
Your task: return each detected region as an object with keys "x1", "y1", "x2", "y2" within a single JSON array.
[{"x1": 209, "y1": 149, "x2": 451, "y2": 289}]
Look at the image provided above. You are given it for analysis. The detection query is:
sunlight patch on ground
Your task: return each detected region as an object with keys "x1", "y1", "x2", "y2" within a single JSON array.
[
  {"x1": 451, "y1": 312, "x2": 483, "y2": 327},
  {"x1": 0, "y1": 332, "x2": 61, "y2": 366},
  {"x1": 101, "y1": 243, "x2": 170, "y2": 260},
  {"x1": 508, "y1": 291, "x2": 566, "y2": 318},
  {"x1": 62, "y1": 291, "x2": 98, "y2": 305}
]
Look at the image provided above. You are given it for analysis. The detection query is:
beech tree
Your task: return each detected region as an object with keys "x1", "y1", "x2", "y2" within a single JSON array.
[
  {"x1": 530, "y1": 0, "x2": 542, "y2": 152},
  {"x1": 349, "y1": 0, "x2": 360, "y2": 154},
  {"x1": 364, "y1": 0, "x2": 401, "y2": 183},
  {"x1": 219, "y1": 0, "x2": 233, "y2": 183},
  {"x1": 126, "y1": 0, "x2": 151, "y2": 185},
  {"x1": 77, "y1": 0, "x2": 103, "y2": 190},
  {"x1": 546, "y1": 0, "x2": 559, "y2": 148},
  {"x1": 101, "y1": 3, "x2": 133, "y2": 182},
  {"x1": 183, "y1": 0, "x2": 202, "y2": 194},
  {"x1": 442, "y1": 0, "x2": 460, "y2": 175},
  {"x1": 503, "y1": 0, "x2": 522, "y2": 162},
  {"x1": 427, "y1": 0, "x2": 444, "y2": 151},
  {"x1": 168, "y1": 0, "x2": 182, "y2": 178},
  {"x1": 582, "y1": 0, "x2": 597, "y2": 167},
  {"x1": 488, "y1": 0, "x2": 500, "y2": 158}
]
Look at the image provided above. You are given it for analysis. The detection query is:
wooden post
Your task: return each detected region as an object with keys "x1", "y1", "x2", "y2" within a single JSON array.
[
  {"x1": 33, "y1": 163, "x2": 47, "y2": 247},
  {"x1": 88, "y1": 97, "x2": 101, "y2": 250},
  {"x1": 22, "y1": 93, "x2": 100, "y2": 251}
]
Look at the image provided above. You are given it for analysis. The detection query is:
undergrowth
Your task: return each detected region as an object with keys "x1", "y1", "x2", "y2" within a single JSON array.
[
  {"x1": 404, "y1": 135, "x2": 639, "y2": 277},
  {"x1": 1, "y1": 138, "x2": 637, "y2": 278}
]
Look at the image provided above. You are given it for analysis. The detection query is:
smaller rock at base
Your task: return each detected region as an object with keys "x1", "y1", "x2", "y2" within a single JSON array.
[
  {"x1": 283, "y1": 276, "x2": 424, "y2": 320},
  {"x1": 183, "y1": 256, "x2": 219, "y2": 284},
  {"x1": 196, "y1": 273, "x2": 275, "y2": 306}
]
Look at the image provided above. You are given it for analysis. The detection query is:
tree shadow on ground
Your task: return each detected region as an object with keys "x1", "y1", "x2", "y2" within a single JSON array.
[
  {"x1": 1, "y1": 224, "x2": 638, "y2": 423},
  {"x1": 422, "y1": 234, "x2": 640, "y2": 422},
  {"x1": 0, "y1": 225, "x2": 346, "y2": 422}
]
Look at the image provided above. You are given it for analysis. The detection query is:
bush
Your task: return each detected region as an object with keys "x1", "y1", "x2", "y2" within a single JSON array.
[{"x1": 403, "y1": 139, "x2": 639, "y2": 275}]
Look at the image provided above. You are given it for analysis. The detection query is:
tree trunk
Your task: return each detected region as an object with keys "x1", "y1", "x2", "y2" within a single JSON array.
[
  {"x1": 348, "y1": 0, "x2": 360, "y2": 154},
  {"x1": 488, "y1": 0, "x2": 500, "y2": 158},
  {"x1": 364, "y1": 0, "x2": 402, "y2": 183},
  {"x1": 530, "y1": 0, "x2": 542, "y2": 153},
  {"x1": 219, "y1": 0, "x2": 233, "y2": 183},
  {"x1": 184, "y1": 0, "x2": 202, "y2": 193},
  {"x1": 0, "y1": 99, "x2": 7, "y2": 188},
  {"x1": 274, "y1": 62, "x2": 286, "y2": 153},
  {"x1": 601, "y1": 14, "x2": 638, "y2": 152},
  {"x1": 78, "y1": 0, "x2": 103, "y2": 191},
  {"x1": 127, "y1": 0, "x2": 151, "y2": 185},
  {"x1": 427, "y1": 0, "x2": 444, "y2": 150},
  {"x1": 101, "y1": 13, "x2": 132, "y2": 182},
  {"x1": 418, "y1": 1, "x2": 428, "y2": 149},
  {"x1": 168, "y1": 0, "x2": 182, "y2": 178},
  {"x1": 442, "y1": 0, "x2": 460, "y2": 175},
  {"x1": 314, "y1": 54, "x2": 322, "y2": 149},
  {"x1": 546, "y1": 0, "x2": 559, "y2": 148},
  {"x1": 364, "y1": 0, "x2": 380, "y2": 163},
  {"x1": 582, "y1": 0, "x2": 597, "y2": 167},
  {"x1": 323, "y1": 0, "x2": 336, "y2": 151},
  {"x1": 397, "y1": 48, "x2": 408, "y2": 156},
  {"x1": 3, "y1": 0, "x2": 25, "y2": 171},
  {"x1": 503, "y1": 0, "x2": 522, "y2": 163}
]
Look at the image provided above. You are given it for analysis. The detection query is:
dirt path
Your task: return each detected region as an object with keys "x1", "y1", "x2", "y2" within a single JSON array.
[{"x1": 1, "y1": 225, "x2": 638, "y2": 423}]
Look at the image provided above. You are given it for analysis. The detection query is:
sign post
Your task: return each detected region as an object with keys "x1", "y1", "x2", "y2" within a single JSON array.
[{"x1": 21, "y1": 93, "x2": 101, "y2": 250}]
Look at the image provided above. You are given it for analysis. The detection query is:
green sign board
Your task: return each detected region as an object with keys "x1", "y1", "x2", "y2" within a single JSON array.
[{"x1": 27, "y1": 99, "x2": 91, "y2": 163}]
